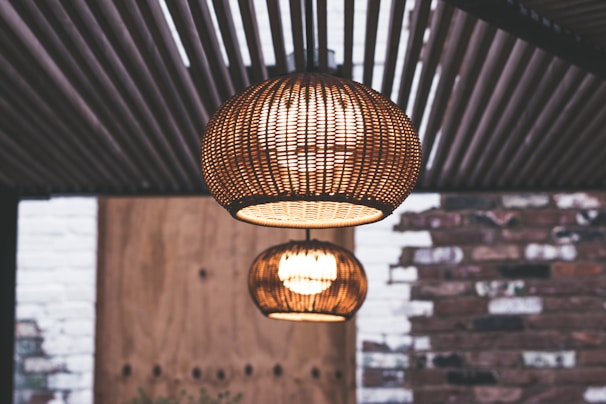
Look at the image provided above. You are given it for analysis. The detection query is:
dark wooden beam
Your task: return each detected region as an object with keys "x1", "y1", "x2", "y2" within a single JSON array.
[
  {"x1": 362, "y1": 0, "x2": 380, "y2": 86},
  {"x1": 267, "y1": 0, "x2": 288, "y2": 75},
  {"x1": 381, "y1": 0, "x2": 406, "y2": 96},
  {"x1": 0, "y1": 191, "x2": 18, "y2": 402},
  {"x1": 289, "y1": 0, "x2": 305, "y2": 73},
  {"x1": 441, "y1": 0, "x2": 606, "y2": 79},
  {"x1": 396, "y1": 0, "x2": 431, "y2": 108}
]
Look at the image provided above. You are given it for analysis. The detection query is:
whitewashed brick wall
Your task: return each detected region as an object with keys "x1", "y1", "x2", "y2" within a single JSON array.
[
  {"x1": 15, "y1": 198, "x2": 98, "y2": 404},
  {"x1": 355, "y1": 194, "x2": 440, "y2": 404}
]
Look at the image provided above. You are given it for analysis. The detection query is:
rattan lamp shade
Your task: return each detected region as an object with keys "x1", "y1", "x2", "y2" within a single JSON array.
[
  {"x1": 248, "y1": 239, "x2": 367, "y2": 322},
  {"x1": 202, "y1": 73, "x2": 421, "y2": 228}
]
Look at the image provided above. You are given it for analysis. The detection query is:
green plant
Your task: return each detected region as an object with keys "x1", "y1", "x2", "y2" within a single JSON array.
[{"x1": 128, "y1": 387, "x2": 243, "y2": 404}]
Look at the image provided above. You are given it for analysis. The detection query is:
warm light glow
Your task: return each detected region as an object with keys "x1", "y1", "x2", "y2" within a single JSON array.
[
  {"x1": 256, "y1": 84, "x2": 362, "y2": 175},
  {"x1": 236, "y1": 201, "x2": 383, "y2": 228},
  {"x1": 269, "y1": 312, "x2": 345, "y2": 322},
  {"x1": 278, "y1": 249, "x2": 337, "y2": 295},
  {"x1": 248, "y1": 239, "x2": 368, "y2": 322}
]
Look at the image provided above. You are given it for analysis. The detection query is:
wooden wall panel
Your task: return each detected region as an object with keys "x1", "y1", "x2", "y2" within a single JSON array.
[{"x1": 94, "y1": 197, "x2": 356, "y2": 404}]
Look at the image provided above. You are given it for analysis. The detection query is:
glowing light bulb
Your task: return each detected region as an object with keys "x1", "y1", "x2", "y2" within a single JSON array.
[
  {"x1": 277, "y1": 250, "x2": 338, "y2": 295},
  {"x1": 256, "y1": 81, "x2": 362, "y2": 174}
]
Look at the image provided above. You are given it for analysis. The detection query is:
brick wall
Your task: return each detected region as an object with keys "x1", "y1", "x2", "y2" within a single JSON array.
[
  {"x1": 14, "y1": 198, "x2": 98, "y2": 404},
  {"x1": 356, "y1": 192, "x2": 606, "y2": 403}
]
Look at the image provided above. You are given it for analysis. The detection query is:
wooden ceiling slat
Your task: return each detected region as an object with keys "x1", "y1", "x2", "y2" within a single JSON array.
[
  {"x1": 571, "y1": 112, "x2": 606, "y2": 187},
  {"x1": 475, "y1": 48, "x2": 553, "y2": 187},
  {"x1": 342, "y1": 0, "x2": 354, "y2": 79},
  {"x1": 532, "y1": 81, "x2": 606, "y2": 187},
  {"x1": 0, "y1": 101, "x2": 79, "y2": 190},
  {"x1": 0, "y1": 87, "x2": 89, "y2": 189},
  {"x1": 266, "y1": 0, "x2": 288, "y2": 75},
  {"x1": 117, "y1": 1, "x2": 205, "y2": 150},
  {"x1": 0, "y1": 48, "x2": 111, "y2": 188},
  {"x1": 455, "y1": 40, "x2": 534, "y2": 188},
  {"x1": 504, "y1": 66, "x2": 586, "y2": 187},
  {"x1": 143, "y1": 1, "x2": 210, "y2": 124},
  {"x1": 52, "y1": 0, "x2": 193, "y2": 190},
  {"x1": 24, "y1": 0, "x2": 173, "y2": 191},
  {"x1": 188, "y1": 0, "x2": 235, "y2": 99},
  {"x1": 166, "y1": 1, "x2": 223, "y2": 111},
  {"x1": 69, "y1": 1, "x2": 196, "y2": 189},
  {"x1": 558, "y1": 103, "x2": 606, "y2": 187},
  {"x1": 317, "y1": 0, "x2": 328, "y2": 73},
  {"x1": 438, "y1": 30, "x2": 516, "y2": 188},
  {"x1": 380, "y1": 0, "x2": 406, "y2": 96},
  {"x1": 515, "y1": 73, "x2": 600, "y2": 186},
  {"x1": 443, "y1": 0, "x2": 606, "y2": 81},
  {"x1": 0, "y1": 128, "x2": 57, "y2": 190},
  {"x1": 2, "y1": 0, "x2": 606, "y2": 195},
  {"x1": 362, "y1": 0, "x2": 380, "y2": 87},
  {"x1": 419, "y1": 10, "x2": 475, "y2": 171},
  {"x1": 211, "y1": 0, "x2": 249, "y2": 91},
  {"x1": 410, "y1": 1, "x2": 454, "y2": 127},
  {"x1": 238, "y1": 0, "x2": 267, "y2": 83},
  {"x1": 289, "y1": 0, "x2": 305, "y2": 73},
  {"x1": 396, "y1": 0, "x2": 431, "y2": 110},
  {"x1": 92, "y1": 1, "x2": 201, "y2": 188},
  {"x1": 491, "y1": 58, "x2": 569, "y2": 188},
  {"x1": 424, "y1": 20, "x2": 496, "y2": 187},
  {"x1": 0, "y1": 1, "x2": 138, "y2": 189}
]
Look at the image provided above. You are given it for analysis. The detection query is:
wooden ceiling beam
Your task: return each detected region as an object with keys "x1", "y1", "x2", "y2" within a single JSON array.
[
  {"x1": 238, "y1": 0, "x2": 267, "y2": 83},
  {"x1": 381, "y1": 0, "x2": 406, "y2": 97},
  {"x1": 362, "y1": 0, "x2": 380, "y2": 86},
  {"x1": 419, "y1": 10, "x2": 475, "y2": 172},
  {"x1": 189, "y1": 0, "x2": 236, "y2": 99},
  {"x1": 0, "y1": 1, "x2": 138, "y2": 189},
  {"x1": 441, "y1": 0, "x2": 606, "y2": 79},
  {"x1": 289, "y1": 0, "x2": 305, "y2": 73},
  {"x1": 342, "y1": 0, "x2": 354, "y2": 79},
  {"x1": 317, "y1": 0, "x2": 328, "y2": 73},
  {"x1": 397, "y1": 0, "x2": 431, "y2": 109},
  {"x1": 424, "y1": 20, "x2": 496, "y2": 187},
  {"x1": 477, "y1": 48, "x2": 552, "y2": 187},
  {"x1": 490, "y1": 58, "x2": 568, "y2": 188},
  {"x1": 515, "y1": 74, "x2": 600, "y2": 187},
  {"x1": 266, "y1": 0, "x2": 288, "y2": 75},
  {"x1": 23, "y1": 0, "x2": 173, "y2": 191},
  {"x1": 166, "y1": 1, "x2": 223, "y2": 111},
  {"x1": 455, "y1": 40, "x2": 534, "y2": 188},
  {"x1": 211, "y1": 0, "x2": 250, "y2": 91},
  {"x1": 410, "y1": 1, "x2": 454, "y2": 127}
]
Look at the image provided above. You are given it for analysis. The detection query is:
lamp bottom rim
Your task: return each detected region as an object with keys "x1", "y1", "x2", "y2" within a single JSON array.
[
  {"x1": 236, "y1": 200, "x2": 384, "y2": 228},
  {"x1": 268, "y1": 312, "x2": 347, "y2": 322}
]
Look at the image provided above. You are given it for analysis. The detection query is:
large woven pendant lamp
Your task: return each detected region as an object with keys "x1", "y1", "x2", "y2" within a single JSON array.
[
  {"x1": 248, "y1": 238, "x2": 367, "y2": 322},
  {"x1": 201, "y1": 2, "x2": 421, "y2": 229}
]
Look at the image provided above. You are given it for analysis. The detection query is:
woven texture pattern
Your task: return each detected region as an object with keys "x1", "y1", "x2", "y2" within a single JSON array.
[
  {"x1": 202, "y1": 73, "x2": 421, "y2": 228},
  {"x1": 248, "y1": 240, "x2": 367, "y2": 322}
]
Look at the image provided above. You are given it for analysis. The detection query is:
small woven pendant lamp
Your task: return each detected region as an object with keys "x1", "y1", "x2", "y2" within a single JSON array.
[
  {"x1": 201, "y1": 1, "x2": 421, "y2": 228},
  {"x1": 248, "y1": 238, "x2": 367, "y2": 322}
]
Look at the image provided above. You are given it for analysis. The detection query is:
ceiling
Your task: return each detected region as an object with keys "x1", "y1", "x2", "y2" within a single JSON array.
[{"x1": 1, "y1": 0, "x2": 606, "y2": 198}]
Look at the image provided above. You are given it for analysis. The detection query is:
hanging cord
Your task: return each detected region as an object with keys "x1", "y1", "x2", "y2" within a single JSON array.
[
  {"x1": 306, "y1": 228, "x2": 311, "y2": 241},
  {"x1": 305, "y1": 0, "x2": 315, "y2": 72}
]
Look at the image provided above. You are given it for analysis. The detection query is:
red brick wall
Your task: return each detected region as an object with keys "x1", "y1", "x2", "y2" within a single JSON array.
[{"x1": 396, "y1": 193, "x2": 606, "y2": 403}]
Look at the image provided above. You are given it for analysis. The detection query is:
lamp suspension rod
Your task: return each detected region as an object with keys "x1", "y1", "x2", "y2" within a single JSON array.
[
  {"x1": 306, "y1": 228, "x2": 311, "y2": 241},
  {"x1": 305, "y1": 0, "x2": 315, "y2": 72}
]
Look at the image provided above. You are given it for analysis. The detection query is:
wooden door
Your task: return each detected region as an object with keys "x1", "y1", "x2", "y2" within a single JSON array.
[{"x1": 94, "y1": 197, "x2": 356, "y2": 403}]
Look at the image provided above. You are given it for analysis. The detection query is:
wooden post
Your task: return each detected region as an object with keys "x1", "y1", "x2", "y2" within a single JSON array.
[
  {"x1": 94, "y1": 197, "x2": 356, "y2": 403},
  {"x1": 0, "y1": 191, "x2": 18, "y2": 401}
]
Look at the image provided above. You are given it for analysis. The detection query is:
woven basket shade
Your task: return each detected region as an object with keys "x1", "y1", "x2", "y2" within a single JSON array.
[
  {"x1": 202, "y1": 73, "x2": 421, "y2": 228},
  {"x1": 248, "y1": 239, "x2": 367, "y2": 322}
]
